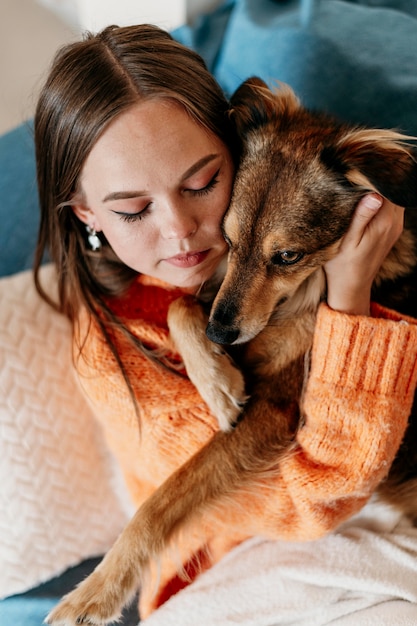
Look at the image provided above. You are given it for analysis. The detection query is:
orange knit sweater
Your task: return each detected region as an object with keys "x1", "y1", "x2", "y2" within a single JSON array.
[{"x1": 75, "y1": 275, "x2": 417, "y2": 618}]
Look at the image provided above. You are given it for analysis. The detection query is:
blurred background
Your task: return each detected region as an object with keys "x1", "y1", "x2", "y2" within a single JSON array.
[{"x1": 0, "y1": 0, "x2": 220, "y2": 134}]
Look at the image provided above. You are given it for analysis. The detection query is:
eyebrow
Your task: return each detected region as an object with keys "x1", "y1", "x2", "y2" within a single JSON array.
[
  {"x1": 180, "y1": 153, "x2": 219, "y2": 183},
  {"x1": 102, "y1": 153, "x2": 220, "y2": 203}
]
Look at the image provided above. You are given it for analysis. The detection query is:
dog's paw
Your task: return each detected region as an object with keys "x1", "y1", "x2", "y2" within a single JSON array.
[
  {"x1": 44, "y1": 571, "x2": 123, "y2": 626},
  {"x1": 166, "y1": 294, "x2": 247, "y2": 430},
  {"x1": 201, "y1": 346, "x2": 248, "y2": 431}
]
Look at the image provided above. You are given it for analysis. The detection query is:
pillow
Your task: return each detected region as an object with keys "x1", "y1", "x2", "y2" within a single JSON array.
[
  {"x1": 175, "y1": 0, "x2": 417, "y2": 135},
  {"x1": 0, "y1": 265, "x2": 131, "y2": 599},
  {"x1": 0, "y1": 123, "x2": 41, "y2": 278}
]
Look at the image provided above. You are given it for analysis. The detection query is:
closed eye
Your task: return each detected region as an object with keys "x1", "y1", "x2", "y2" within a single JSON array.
[
  {"x1": 186, "y1": 170, "x2": 220, "y2": 196},
  {"x1": 112, "y1": 203, "x2": 151, "y2": 222},
  {"x1": 271, "y1": 251, "x2": 304, "y2": 266}
]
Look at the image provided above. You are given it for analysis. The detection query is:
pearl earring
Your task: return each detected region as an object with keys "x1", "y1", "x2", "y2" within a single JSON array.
[{"x1": 86, "y1": 225, "x2": 102, "y2": 251}]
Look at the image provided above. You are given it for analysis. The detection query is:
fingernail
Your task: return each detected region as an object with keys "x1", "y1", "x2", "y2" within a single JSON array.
[{"x1": 363, "y1": 194, "x2": 383, "y2": 210}]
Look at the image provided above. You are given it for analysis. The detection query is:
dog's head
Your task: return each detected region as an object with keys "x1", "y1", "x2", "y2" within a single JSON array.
[{"x1": 207, "y1": 77, "x2": 417, "y2": 345}]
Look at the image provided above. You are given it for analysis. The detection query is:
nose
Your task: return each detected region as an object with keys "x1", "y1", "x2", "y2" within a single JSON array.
[
  {"x1": 206, "y1": 320, "x2": 240, "y2": 345},
  {"x1": 206, "y1": 300, "x2": 240, "y2": 345},
  {"x1": 160, "y1": 199, "x2": 198, "y2": 240}
]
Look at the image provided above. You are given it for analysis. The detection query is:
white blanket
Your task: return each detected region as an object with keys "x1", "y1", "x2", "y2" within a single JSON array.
[{"x1": 144, "y1": 500, "x2": 417, "y2": 625}]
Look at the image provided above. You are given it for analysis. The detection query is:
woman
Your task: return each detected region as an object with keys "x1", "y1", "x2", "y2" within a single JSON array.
[{"x1": 34, "y1": 24, "x2": 417, "y2": 620}]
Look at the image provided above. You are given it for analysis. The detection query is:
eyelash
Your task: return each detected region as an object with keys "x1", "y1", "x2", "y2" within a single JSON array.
[
  {"x1": 189, "y1": 170, "x2": 220, "y2": 196},
  {"x1": 118, "y1": 208, "x2": 148, "y2": 223},
  {"x1": 116, "y1": 170, "x2": 221, "y2": 223}
]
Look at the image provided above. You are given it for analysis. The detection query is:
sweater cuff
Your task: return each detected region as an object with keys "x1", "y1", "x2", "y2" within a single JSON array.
[{"x1": 311, "y1": 303, "x2": 417, "y2": 401}]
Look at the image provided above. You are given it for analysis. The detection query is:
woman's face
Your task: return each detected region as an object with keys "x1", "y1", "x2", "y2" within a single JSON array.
[{"x1": 73, "y1": 99, "x2": 234, "y2": 292}]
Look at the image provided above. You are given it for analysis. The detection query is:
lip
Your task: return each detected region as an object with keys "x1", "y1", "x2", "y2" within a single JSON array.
[{"x1": 164, "y1": 249, "x2": 210, "y2": 268}]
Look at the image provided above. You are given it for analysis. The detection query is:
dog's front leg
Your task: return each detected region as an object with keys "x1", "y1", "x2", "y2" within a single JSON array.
[{"x1": 168, "y1": 296, "x2": 247, "y2": 431}]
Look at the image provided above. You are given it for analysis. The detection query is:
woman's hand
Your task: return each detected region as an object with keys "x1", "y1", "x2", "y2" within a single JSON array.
[{"x1": 325, "y1": 194, "x2": 405, "y2": 316}]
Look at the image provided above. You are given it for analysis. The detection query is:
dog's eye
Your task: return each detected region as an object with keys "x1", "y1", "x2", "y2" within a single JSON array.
[{"x1": 271, "y1": 251, "x2": 304, "y2": 266}]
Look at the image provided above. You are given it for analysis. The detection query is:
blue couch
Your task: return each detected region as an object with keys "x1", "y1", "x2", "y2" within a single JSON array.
[{"x1": 2, "y1": 1, "x2": 417, "y2": 624}]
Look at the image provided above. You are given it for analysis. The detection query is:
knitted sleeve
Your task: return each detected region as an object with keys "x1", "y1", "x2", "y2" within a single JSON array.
[{"x1": 271, "y1": 302, "x2": 417, "y2": 538}]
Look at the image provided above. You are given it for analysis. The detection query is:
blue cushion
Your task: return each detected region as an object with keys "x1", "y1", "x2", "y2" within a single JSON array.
[
  {"x1": 0, "y1": 122, "x2": 40, "y2": 278},
  {"x1": 175, "y1": 0, "x2": 417, "y2": 134}
]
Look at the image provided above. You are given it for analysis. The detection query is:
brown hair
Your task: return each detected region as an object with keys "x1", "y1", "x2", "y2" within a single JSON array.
[{"x1": 33, "y1": 24, "x2": 237, "y2": 384}]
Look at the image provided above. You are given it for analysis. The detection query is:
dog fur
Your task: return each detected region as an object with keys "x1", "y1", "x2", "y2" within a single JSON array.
[{"x1": 46, "y1": 78, "x2": 417, "y2": 625}]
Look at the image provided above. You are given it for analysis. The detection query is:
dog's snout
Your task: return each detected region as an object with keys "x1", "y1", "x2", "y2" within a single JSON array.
[
  {"x1": 206, "y1": 301, "x2": 240, "y2": 345},
  {"x1": 206, "y1": 320, "x2": 240, "y2": 345},
  {"x1": 211, "y1": 300, "x2": 238, "y2": 326}
]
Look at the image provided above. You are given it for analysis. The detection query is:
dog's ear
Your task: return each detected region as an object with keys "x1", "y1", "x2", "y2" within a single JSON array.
[
  {"x1": 322, "y1": 129, "x2": 417, "y2": 206},
  {"x1": 229, "y1": 77, "x2": 301, "y2": 138}
]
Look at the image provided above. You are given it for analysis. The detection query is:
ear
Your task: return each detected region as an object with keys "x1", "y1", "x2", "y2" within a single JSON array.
[
  {"x1": 322, "y1": 129, "x2": 417, "y2": 206},
  {"x1": 71, "y1": 203, "x2": 102, "y2": 232},
  {"x1": 229, "y1": 77, "x2": 301, "y2": 138}
]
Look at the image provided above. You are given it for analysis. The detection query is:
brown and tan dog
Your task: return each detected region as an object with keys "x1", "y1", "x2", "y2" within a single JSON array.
[{"x1": 46, "y1": 78, "x2": 417, "y2": 625}]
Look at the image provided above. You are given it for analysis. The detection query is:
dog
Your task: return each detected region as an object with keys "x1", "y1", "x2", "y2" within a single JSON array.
[{"x1": 46, "y1": 78, "x2": 417, "y2": 625}]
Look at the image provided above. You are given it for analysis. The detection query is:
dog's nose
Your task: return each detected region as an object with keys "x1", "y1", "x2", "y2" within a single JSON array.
[{"x1": 206, "y1": 321, "x2": 240, "y2": 345}]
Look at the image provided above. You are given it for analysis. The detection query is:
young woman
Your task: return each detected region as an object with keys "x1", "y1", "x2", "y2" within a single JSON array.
[{"x1": 33, "y1": 24, "x2": 417, "y2": 620}]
